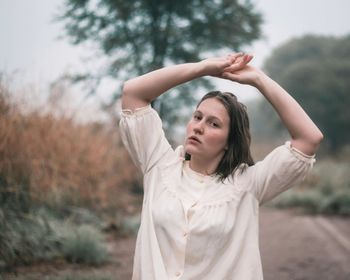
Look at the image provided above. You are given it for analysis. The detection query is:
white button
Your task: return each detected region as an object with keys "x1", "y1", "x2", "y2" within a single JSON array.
[
  {"x1": 183, "y1": 232, "x2": 188, "y2": 237},
  {"x1": 175, "y1": 271, "x2": 181, "y2": 277},
  {"x1": 191, "y1": 202, "x2": 197, "y2": 207}
]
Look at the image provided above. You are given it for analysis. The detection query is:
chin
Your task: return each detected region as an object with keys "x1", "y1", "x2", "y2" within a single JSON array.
[
  {"x1": 184, "y1": 144, "x2": 193, "y2": 154},
  {"x1": 184, "y1": 144, "x2": 199, "y2": 157}
]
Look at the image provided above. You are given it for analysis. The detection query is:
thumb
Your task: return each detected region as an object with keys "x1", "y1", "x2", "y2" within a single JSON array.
[{"x1": 222, "y1": 72, "x2": 241, "y2": 82}]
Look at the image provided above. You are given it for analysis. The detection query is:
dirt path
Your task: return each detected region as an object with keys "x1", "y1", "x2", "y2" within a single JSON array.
[
  {"x1": 2, "y1": 207, "x2": 350, "y2": 279},
  {"x1": 259, "y1": 207, "x2": 350, "y2": 280}
]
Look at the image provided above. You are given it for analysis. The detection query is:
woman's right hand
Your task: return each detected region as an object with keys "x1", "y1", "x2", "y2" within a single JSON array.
[
  {"x1": 199, "y1": 52, "x2": 247, "y2": 77},
  {"x1": 221, "y1": 54, "x2": 265, "y2": 87}
]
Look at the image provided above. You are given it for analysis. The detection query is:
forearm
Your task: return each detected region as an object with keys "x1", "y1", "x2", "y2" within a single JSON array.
[
  {"x1": 255, "y1": 71, "x2": 323, "y2": 155},
  {"x1": 122, "y1": 62, "x2": 205, "y2": 110}
]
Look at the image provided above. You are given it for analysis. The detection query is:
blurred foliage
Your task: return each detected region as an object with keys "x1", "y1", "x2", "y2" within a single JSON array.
[
  {"x1": 45, "y1": 275, "x2": 112, "y2": 280},
  {"x1": 57, "y1": 0, "x2": 262, "y2": 132},
  {"x1": 4, "y1": 273, "x2": 112, "y2": 280},
  {"x1": 271, "y1": 159, "x2": 350, "y2": 215},
  {"x1": 119, "y1": 213, "x2": 141, "y2": 236},
  {"x1": 0, "y1": 205, "x2": 108, "y2": 272},
  {"x1": 62, "y1": 224, "x2": 108, "y2": 265},
  {"x1": 260, "y1": 34, "x2": 350, "y2": 153},
  {"x1": 0, "y1": 76, "x2": 140, "y2": 271},
  {"x1": 0, "y1": 77, "x2": 141, "y2": 215}
]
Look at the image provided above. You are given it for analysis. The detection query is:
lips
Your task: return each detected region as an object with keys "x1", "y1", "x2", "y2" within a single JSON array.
[{"x1": 188, "y1": 136, "x2": 201, "y2": 144}]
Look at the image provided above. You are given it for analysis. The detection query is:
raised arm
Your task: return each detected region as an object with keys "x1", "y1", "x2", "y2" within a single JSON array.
[
  {"x1": 121, "y1": 53, "x2": 251, "y2": 110},
  {"x1": 223, "y1": 55, "x2": 324, "y2": 156}
]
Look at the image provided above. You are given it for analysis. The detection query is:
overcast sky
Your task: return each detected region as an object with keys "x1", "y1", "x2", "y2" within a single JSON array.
[{"x1": 1, "y1": 0, "x2": 350, "y2": 103}]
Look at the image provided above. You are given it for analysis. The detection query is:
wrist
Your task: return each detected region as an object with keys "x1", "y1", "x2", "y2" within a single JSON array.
[
  {"x1": 252, "y1": 70, "x2": 269, "y2": 90},
  {"x1": 195, "y1": 61, "x2": 209, "y2": 77}
]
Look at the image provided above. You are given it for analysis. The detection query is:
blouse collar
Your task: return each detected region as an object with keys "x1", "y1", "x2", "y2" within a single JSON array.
[{"x1": 184, "y1": 161, "x2": 217, "y2": 183}]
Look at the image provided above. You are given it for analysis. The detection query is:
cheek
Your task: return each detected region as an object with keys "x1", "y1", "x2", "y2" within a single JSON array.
[
  {"x1": 186, "y1": 121, "x2": 193, "y2": 136},
  {"x1": 207, "y1": 130, "x2": 228, "y2": 146}
]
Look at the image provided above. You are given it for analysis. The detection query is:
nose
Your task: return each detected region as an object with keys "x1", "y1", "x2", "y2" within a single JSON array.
[{"x1": 193, "y1": 120, "x2": 204, "y2": 134}]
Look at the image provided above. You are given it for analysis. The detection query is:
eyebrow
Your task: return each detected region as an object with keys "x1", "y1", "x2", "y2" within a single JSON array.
[{"x1": 194, "y1": 110, "x2": 223, "y2": 124}]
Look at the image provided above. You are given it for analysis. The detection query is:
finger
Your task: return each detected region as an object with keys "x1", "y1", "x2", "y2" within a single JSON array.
[
  {"x1": 222, "y1": 72, "x2": 241, "y2": 82},
  {"x1": 220, "y1": 57, "x2": 233, "y2": 68},
  {"x1": 222, "y1": 55, "x2": 238, "y2": 68},
  {"x1": 227, "y1": 52, "x2": 244, "y2": 63},
  {"x1": 237, "y1": 53, "x2": 253, "y2": 63},
  {"x1": 224, "y1": 62, "x2": 245, "y2": 72},
  {"x1": 229, "y1": 52, "x2": 244, "y2": 60},
  {"x1": 225, "y1": 54, "x2": 253, "y2": 72},
  {"x1": 243, "y1": 54, "x2": 254, "y2": 64}
]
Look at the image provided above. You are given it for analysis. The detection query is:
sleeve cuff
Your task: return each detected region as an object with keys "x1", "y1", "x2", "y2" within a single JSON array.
[
  {"x1": 120, "y1": 104, "x2": 153, "y2": 117},
  {"x1": 284, "y1": 141, "x2": 316, "y2": 165}
]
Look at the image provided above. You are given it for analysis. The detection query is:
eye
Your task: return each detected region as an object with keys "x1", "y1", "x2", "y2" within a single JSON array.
[
  {"x1": 193, "y1": 114, "x2": 201, "y2": 121},
  {"x1": 208, "y1": 120, "x2": 219, "y2": 127}
]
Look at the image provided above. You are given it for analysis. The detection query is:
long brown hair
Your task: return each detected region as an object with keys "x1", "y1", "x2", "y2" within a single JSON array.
[{"x1": 186, "y1": 91, "x2": 254, "y2": 181}]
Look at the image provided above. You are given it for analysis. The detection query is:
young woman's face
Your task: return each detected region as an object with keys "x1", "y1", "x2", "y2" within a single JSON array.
[{"x1": 185, "y1": 98, "x2": 230, "y2": 161}]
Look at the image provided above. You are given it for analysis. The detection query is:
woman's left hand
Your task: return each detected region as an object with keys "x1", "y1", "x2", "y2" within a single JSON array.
[
  {"x1": 199, "y1": 52, "x2": 244, "y2": 77},
  {"x1": 221, "y1": 54, "x2": 263, "y2": 87}
]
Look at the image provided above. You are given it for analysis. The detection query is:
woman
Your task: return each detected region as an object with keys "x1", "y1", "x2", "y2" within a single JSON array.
[{"x1": 119, "y1": 53, "x2": 323, "y2": 280}]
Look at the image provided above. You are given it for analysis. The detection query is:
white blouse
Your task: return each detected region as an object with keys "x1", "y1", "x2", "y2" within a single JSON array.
[{"x1": 119, "y1": 105, "x2": 315, "y2": 280}]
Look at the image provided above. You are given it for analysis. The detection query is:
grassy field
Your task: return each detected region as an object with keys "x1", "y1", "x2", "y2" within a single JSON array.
[
  {"x1": 0, "y1": 79, "x2": 141, "y2": 273},
  {"x1": 1, "y1": 79, "x2": 349, "y2": 275},
  {"x1": 270, "y1": 158, "x2": 350, "y2": 215}
]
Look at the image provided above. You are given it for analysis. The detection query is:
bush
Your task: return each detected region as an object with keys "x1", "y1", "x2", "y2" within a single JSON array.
[
  {"x1": 319, "y1": 190, "x2": 350, "y2": 215},
  {"x1": 62, "y1": 225, "x2": 108, "y2": 265},
  {"x1": 0, "y1": 77, "x2": 141, "y2": 269},
  {"x1": 18, "y1": 274, "x2": 112, "y2": 280},
  {"x1": 0, "y1": 206, "x2": 109, "y2": 271},
  {"x1": 120, "y1": 214, "x2": 141, "y2": 235},
  {"x1": 272, "y1": 190, "x2": 324, "y2": 214},
  {"x1": 53, "y1": 277, "x2": 111, "y2": 280},
  {"x1": 0, "y1": 207, "x2": 66, "y2": 270},
  {"x1": 271, "y1": 159, "x2": 350, "y2": 216},
  {"x1": 0, "y1": 78, "x2": 140, "y2": 214}
]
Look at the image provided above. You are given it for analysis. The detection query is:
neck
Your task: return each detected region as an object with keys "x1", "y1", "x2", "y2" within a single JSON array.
[{"x1": 189, "y1": 153, "x2": 223, "y2": 176}]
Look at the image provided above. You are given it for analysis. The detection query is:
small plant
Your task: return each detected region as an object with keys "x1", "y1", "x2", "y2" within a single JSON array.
[
  {"x1": 271, "y1": 159, "x2": 350, "y2": 215},
  {"x1": 21, "y1": 274, "x2": 112, "y2": 280},
  {"x1": 0, "y1": 206, "x2": 109, "y2": 272},
  {"x1": 62, "y1": 225, "x2": 108, "y2": 265},
  {"x1": 318, "y1": 190, "x2": 350, "y2": 215},
  {"x1": 120, "y1": 214, "x2": 141, "y2": 235},
  {"x1": 45, "y1": 274, "x2": 112, "y2": 280},
  {"x1": 0, "y1": 208, "x2": 63, "y2": 270},
  {"x1": 272, "y1": 190, "x2": 324, "y2": 214}
]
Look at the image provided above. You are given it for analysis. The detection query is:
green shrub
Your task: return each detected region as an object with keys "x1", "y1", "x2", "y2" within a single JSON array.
[
  {"x1": 272, "y1": 190, "x2": 323, "y2": 214},
  {"x1": 62, "y1": 225, "x2": 108, "y2": 265},
  {"x1": 0, "y1": 206, "x2": 108, "y2": 271},
  {"x1": 319, "y1": 190, "x2": 350, "y2": 216},
  {"x1": 0, "y1": 208, "x2": 64, "y2": 269},
  {"x1": 45, "y1": 274, "x2": 112, "y2": 280},
  {"x1": 120, "y1": 214, "x2": 141, "y2": 235},
  {"x1": 271, "y1": 159, "x2": 350, "y2": 216},
  {"x1": 19, "y1": 274, "x2": 112, "y2": 280}
]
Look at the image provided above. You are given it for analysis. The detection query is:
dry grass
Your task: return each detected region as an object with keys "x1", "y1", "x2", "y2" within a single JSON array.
[
  {"x1": 0, "y1": 76, "x2": 143, "y2": 270},
  {"x1": 0, "y1": 77, "x2": 140, "y2": 213}
]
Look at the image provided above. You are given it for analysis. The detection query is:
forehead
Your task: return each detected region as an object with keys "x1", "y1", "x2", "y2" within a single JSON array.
[{"x1": 196, "y1": 98, "x2": 229, "y2": 123}]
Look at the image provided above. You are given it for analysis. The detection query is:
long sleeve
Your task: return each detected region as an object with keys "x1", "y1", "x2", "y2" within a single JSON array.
[
  {"x1": 119, "y1": 105, "x2": 174, "y2": 175},
  {"x1": 247, "y1": 141, "x2": 315, "y2": 205}
]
